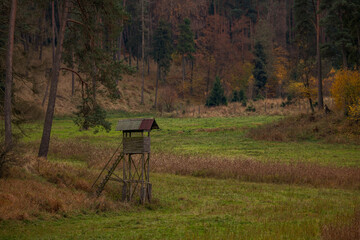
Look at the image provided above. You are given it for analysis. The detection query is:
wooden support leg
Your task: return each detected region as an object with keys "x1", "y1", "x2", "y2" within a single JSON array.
[
  {"x1": 128, "y1": 154, "x2": 131, "y2": 201},
  {"x1": 122, "y1": 154, "x2": 127, "y2": 201},
  {"x1": 140, "y1": 153, "x2": 145, "y2": 204},
  {"x1": 146, "y1": 153, "x2": 151, "y2": 202}
]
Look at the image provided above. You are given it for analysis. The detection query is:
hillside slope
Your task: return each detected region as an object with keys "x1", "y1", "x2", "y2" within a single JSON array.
[{"x1": 12, "y1": 46, "x2": 158, "y2": 118}]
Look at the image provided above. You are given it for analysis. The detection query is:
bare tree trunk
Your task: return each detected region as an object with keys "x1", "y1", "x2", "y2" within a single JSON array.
[
  {"x1": 38, "y1": 1, "x2": 69, "y2": 158},
  {"x1": 190, "y1": 59, "x2": 194, "y2": 95},
  {"x1": 4, "y1": 0, "x2": 17, "y2": 149},
  {"x1": 154, "y1": 64, "x2": 160, "y2": 109},
  {"x1": 71, "y1": 51, "x2": 75, "y2": 96},
  {"x1": 206, "y1": 65, "x2": 210, "y2": 94},
  {"x1": 342, "y1": 46, "x2": 347, "y2": 69},
  {"x1": 51, "y1": 1, "x2": 56, "y2": 62},
  {"x1": 38, "y1": 10, "x2": 45, "y2": 60},
  {"x1": 182, "y1": 54, "x2": 185, "y2": 98},
  {"x1": 141, "y1": 0, "x2": 145, "y2": 104},
  {"x1": 118, "y1": 0, "x2": 126, "y2": 60},
  {"x1": 357, "y1": 30, "x2": 360, "y2": 64},
  {"x1": 92, "y1": 64, "x2": 97, "y2": 105},
  {"x1": 42, "y1": 1, "x2": 56, "y2": 107},
  {"x1": 147, "y1": 6, "x2": 151, "y2": 76},
  {"x1": 316, "y1": 0, "x2": 323, "y2": 110},
  {"x1": 305, "y1": 77, "x2": 314, "y2": 113}
]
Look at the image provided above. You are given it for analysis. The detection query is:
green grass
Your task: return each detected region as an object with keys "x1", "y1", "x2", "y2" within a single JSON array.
[
  {"x1": 22, "y1": 114, "x2": 360, "y2": 166},
  {"x1": 2, "y1": 114, "x2": 359, "y2": 239},
  {"x1": 1, "y1": 173, "x2": 359, "y2": 239}
]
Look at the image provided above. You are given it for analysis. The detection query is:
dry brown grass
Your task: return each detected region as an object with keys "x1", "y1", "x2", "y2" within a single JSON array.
[
  {"x1": 0, "y1": 156, "x2": 128, "y2": 220},
  {"x1": 2, "y1": 138, "x2": 358, "y2": 220},
  {"x1": 171, "y1": 98, "x2": 336, "y2": 118},
  {"x1": 247, "y1": 112, "x2": 360, "y2": 144},
  {"x1": 152, "y1": 153, "x2": 360, "y2": 189},
  {"x1": 44, "y1": 140, "x2": 360, "y2": 190},
  {"x1": 321, "y1": 210, "x2": 360, "y2": 240}
]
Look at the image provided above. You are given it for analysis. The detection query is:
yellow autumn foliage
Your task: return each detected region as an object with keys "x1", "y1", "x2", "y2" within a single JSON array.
[
  {"x1": 287, "y1": 76, "x2": 317, "y2": 99},
  {"x1": 331, "y1": 69, "x2": 360, "y2": 119}
]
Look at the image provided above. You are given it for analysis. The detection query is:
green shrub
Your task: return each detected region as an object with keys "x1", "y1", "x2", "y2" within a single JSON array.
[
  {"x1": 74, "y1": 103, "x2": 111, "y2": 133},
  {"x1": 205, "y1": 77, "x2": 227, "y2": 107}
]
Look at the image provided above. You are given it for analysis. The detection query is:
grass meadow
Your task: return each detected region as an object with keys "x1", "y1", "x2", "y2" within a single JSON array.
[{"x1": 1, "y1": 113, "x2": 360, "y2": 239}]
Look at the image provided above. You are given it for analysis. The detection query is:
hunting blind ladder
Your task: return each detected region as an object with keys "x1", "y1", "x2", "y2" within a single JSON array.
[{"x1": 92, "y1": 118, "x2": 159, "y2": 203}]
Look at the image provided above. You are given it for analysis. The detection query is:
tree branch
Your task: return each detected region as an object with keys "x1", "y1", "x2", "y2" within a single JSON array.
[
  {"x1": 60, "y1": 67, "x2": 87, "y2": 85},
  {"x1": 67, "y1": 18, "x2": 85, "y2": 26}
]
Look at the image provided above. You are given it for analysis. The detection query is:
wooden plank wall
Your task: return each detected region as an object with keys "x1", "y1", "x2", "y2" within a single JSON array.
[{"x1": 123, "y1": 137, "x2": 151, "y2": 154}]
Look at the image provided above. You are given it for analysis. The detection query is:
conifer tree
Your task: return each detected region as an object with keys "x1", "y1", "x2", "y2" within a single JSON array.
[
  {"x1": 152, "y1": 20, "x2": 173, "y2": 108},
  {"x1": 252, "y1": 41, "x2": 267, "y2": 97},
  {"x1": 205, "y1": 76, "x2": 227, "y2": 107},
  {"x1": 177, "y1": 18, "x2": 195, "y2": 97},
  {"x1": 321, "y1": 0, "x2": 360, "y2": 68}
]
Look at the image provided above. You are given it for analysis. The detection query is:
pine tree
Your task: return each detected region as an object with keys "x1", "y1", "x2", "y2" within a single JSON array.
[
  {"x1": 152, "y1": 20, "x2": 173, "y2": 108},
  {"x1": 252, "y1": 41, "x2": 267, "y2": 97},
  {"x1": 177, "y1": 18, "x2": 195, "y2": 97},
  {"x1": 205, "y1": 76, "x2": 227, "y2": 107}
]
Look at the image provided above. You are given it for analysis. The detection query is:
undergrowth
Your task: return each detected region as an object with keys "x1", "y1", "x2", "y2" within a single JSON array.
[{"x1": 247, "y1": 112, "x2": 360, "y2": 144}]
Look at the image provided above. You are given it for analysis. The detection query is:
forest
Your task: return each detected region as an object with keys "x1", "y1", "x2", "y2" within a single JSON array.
[{"x1": 1, "y1": 0, "x2": 360, "y2": 239}]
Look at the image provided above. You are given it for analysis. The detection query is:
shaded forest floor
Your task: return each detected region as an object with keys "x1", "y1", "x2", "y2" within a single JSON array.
[{"x1": 0, "y1": 114, "x2": 360, "y2": 239}]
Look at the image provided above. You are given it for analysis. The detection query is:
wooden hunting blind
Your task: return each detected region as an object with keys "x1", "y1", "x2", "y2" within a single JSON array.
[{"x1": 93, "y1": 118, "x2": 159, "y2": 203}]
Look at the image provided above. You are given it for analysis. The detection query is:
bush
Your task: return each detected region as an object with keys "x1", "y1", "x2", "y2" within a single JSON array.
[
  {"x1": 331, "y1": 69, "x2": 360, "y2": 117},
  {"x1": 205, "y1": 77, "x2": 227, "y2": 107},
  {"x1": 74, "y1": 103, "x2": 111, "y2": 133}
]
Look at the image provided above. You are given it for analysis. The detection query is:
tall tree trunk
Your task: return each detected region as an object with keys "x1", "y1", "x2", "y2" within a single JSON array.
[
  {"x1": 305, "y1": 77, "x2": 314, "y2": 113},
  {"x1": 182, "y1": 54, "x2": 185, "y2": 98},
  {"x1": 71, "y1": 51, "x2": 75, "y2": 96},
  {"x1": 4, "y1": 0, "x2": 17, "y2": 149},
  {"x1": 308, "y1": 97, "x2": 314, "y2": 113},
  {"x1": 118, "y1": 0, "x2": 126, "y2": 60},
  {"x1": 339, "y1": 13, "x2": 347, "y2": 69},
  {"x1": 42, "y1": 1, "x2": 56, "y2": 107},
  {"x1": 154, "y1": 64, "x2": 160, "y2": 109},
  {"x1": 92, "y1": 64, "x2": 97, "y2": 105},
  {"x1": 190, "y1": 59, "x2": 194, "y2": 95},
  {"x1": 38, "y1": 10, "x2": 45, "y2": 60},
  {"x1": 141, "y1": 0, "x2": 145, "y2": 104},
  {"x1": 147, "y1": 6, "x2": 151, "y2": 76},
  {"x1": 357, "y1": 29, "x2": 360, "y2": 65},
  {"x1": 38, "y1": 1, "x2": 69, "y2": 158},
  {"x1": 342, "y1": 46, "x2": 347, "y2": 69},
  {"x1": 206, "y1": 65, "x2": 210, "y2": 94},
  {"x1": 316, "y1": 0, "x2": 323, "y2": 110},
  {"x1": 51, "y1": 1, "x2": 56, "y2": 62}
]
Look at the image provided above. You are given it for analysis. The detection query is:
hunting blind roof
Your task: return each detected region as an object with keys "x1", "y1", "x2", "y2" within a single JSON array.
[{"x1": 115, "y1": 118, "x2": 160, "y2": 132}]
